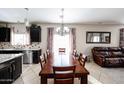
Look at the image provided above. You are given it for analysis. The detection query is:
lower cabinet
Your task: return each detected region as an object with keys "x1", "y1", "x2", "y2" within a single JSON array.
[
  {"x1": 0, "y1": 56, "x2": 22, "y2": 84},
  {"x1": 32, "y1": 49, "x2": 41, "y2": 64},
  {"x1": 0, "y1": 63, "x2": 12, "y2": 84},
  {"x1": 11, "y1": 57, "x2": 22, "y2": 80}
]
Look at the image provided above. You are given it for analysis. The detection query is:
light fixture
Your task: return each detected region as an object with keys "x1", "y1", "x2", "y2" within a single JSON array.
[
  {"x1": 56, "y1": 8, "x2": 69, "y2": 36},
  {"x1": 24, "y1": 8, "x2": 30, "y2": 27}
]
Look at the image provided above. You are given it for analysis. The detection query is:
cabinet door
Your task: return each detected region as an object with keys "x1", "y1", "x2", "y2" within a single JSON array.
[
  {"x1": 32, "y1": 50, "x2": 38, "y2": 63},
  {"x1": 0, "y1": 63, "x2": 12, "y2": 84},
  {"x1": 30, "y1": 26, "x2": 41, "y2": 42},
  {"x1": 32, "y1": 49, "x2": 41, "y2": 64},
  {"x1": 5, "y1": 28, "x2": 10, "y2": 42},
  {"x1": 11, "y1": 57, "x2": 22, "y2": 80},
  {"x1": 0, "y1": 28, "x2": 5, "y2": 41},
  {"x1": 0, "y1": 27, "x2": 10, "y2": 42}
]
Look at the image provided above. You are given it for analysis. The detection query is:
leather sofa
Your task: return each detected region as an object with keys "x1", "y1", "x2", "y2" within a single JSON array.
[{"x1": 92, "y1": 47, "x2": 124, "y2": 67}]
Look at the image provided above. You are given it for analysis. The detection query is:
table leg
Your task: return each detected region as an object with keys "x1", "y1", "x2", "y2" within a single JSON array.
[
  {"x1": 40, "y1": 76, "x2": 47, "y2": 84},
  {"x1": 81, "y1": 75, "x2": 87, "y2": 84}
]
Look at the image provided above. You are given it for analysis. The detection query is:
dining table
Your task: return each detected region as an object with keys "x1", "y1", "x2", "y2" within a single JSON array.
[{"x1": 39, "y1": 52, "x2": 89, "y2": 84}]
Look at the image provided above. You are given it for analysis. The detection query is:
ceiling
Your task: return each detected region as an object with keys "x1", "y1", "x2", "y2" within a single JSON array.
[{"x1": 0, "y1": 8, "x2": 124, "y2": 24}]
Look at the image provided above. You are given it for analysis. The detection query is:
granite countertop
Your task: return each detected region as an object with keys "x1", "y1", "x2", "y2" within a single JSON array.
[{"x1": 0, "y1": 53, "x2": 23, "y2": 64}]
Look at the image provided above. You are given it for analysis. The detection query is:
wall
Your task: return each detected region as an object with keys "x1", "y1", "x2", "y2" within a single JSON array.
[
  {"x1": 0, "y1": 23, "x2": 123, "y2": 56},
  {"x1": 74, "y1": 24, "x2": 121, "y2": 56},
  {"x1": 39, "y1": 24, "x2": 122, "y2": 56}
]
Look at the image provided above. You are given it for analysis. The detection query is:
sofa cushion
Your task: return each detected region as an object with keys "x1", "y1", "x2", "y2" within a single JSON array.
[
  {"x1": 105, "y1": 58, "x2": 121, "y2": 64},
  {"x1": 112, "y1": 51, "x2": 122, "y2": 55},
  {"x1": 98, "y1": 51, "x2": 112, "y2": 56},
  {"x1": 108, "y1": 47, "x2": 122, "y2": 51},
  {"x1": 93, "y1": 47, "x2": 108, "y2": 51}
]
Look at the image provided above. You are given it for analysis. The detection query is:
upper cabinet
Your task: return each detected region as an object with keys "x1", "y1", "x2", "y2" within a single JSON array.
[
  {"x1": 30, "y1": 24, "x2": 41, "y2": 42},
  {"x1": 0, "y1": 27, "x2": 10, "y2": 42}
]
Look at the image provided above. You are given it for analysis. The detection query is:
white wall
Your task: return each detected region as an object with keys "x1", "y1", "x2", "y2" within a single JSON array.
[
  {"x1": 39, "y1": 24, "x2": 122, "y2": 56},
  {"x1": 8, "y1": 23, "x2": 123, "y2": 56},
  {"x1": 74, "y1": 24, "x2": 121, "y2": 56}
]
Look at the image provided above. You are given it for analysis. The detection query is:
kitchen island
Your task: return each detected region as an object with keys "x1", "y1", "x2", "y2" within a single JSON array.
[
  {"x1": 0, "y1": 53, "x2": 23, "y2": 84},
  {"x1": 0, "y1": 48, "x2": 41, "y2": 64}
]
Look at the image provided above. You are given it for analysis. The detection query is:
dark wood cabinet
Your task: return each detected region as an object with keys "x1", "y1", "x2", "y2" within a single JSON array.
[
  {"x1": 32, "y1": 49, "x2": 41, "y2": 64},
  {"x1": 0, "y1": 56, "x2": 22, "y2": 84},
  {"x1": 30, "y1": 25, "x2": 41, "y2": 42},
  {"x1": 11, "y1": 57, "x2": 22, "y2": 80},
  {"x1": 0, "y1": 63, "x2": 12, "y2": 84},
  {"x1": 0, "y1": 27, "x2": 10, "y2": 42},
  {"x1": 0, "y1": 50, "x2": 22, "y2": 54}
]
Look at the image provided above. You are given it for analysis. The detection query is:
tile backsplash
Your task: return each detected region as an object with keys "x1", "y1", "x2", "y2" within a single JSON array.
[{"x1": 0, "y1": 42, "x2": 41, "y2": 49}]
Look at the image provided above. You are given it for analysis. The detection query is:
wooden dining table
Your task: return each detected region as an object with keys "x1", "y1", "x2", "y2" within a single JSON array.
[{"x1": 39, "y1": 53, "x2": 89, "y2": 84}]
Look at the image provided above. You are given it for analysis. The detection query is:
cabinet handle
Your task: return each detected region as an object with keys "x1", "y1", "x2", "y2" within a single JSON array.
[
  {"x1": 13, "y1": 64, "x2": 15, "y2": 71},
  {"x1": 10, "y1": 66, "x2": 12, "y2": 73}
]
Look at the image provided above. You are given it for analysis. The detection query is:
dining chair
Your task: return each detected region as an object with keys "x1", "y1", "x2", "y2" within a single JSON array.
[
  {"x1": 39, "y1": 53, "x2": 47, "y2": 70},
  {"x1": 72, "y1": 49, "x2": 78, "y2": 58},
  {"x1": 46, "y1": 49, "x2": 50, "y2": 59},
  {"x1": 53, "y1": 65, "x2": 76, "y2": 84},
  {"x1": 59, "y1": 48, "x2": 66, "y2": 53},
  {"x1": 73, "y1": 49, "x2": 77, "y2": 55},
  {"x1": 78, "y1": 53, "x2": 87, "y2": 67}
]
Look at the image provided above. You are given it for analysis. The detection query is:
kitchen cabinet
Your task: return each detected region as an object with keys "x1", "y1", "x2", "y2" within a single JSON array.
[
  {"x1": 0, "y1": 56, "x2": 22, "y2": 84},
  {"x1": 0, "y1": 27, "x2": 10, "y2": 42},
  {"x1": 10, "y1": 56, "x2": 22, "y2": 80},
  {"x1": 0, "y1": 63, "x2": 12, "y2": 84},
  {"x1": 30, "y1": 25, "x2": 41, "y2": 42},
  {"x1": 32, "y1": 49, "x2": 41, "y2": 64},
  {"x1": 0, "y1": 50, "x2": 22, "y2": 54}
]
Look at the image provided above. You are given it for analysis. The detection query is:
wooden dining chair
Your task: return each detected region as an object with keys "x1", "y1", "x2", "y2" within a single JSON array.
[
  {"x1": 46, "y1": 49, "x2": 50, "y2": 59},
  {"x1": 39, "y1": 53, "x2": 47, "y2": 70},
  {"x1": 53, "y1": 66, "x2": 76, "y2": 84},
  {"x1": 73, "y1": 49, "x2": 77, "y2": 56},
  {"x1": 72, "y1": 49, "x2": 78, "y2": 59},
  {"x1": 78, "y1": 53, "x2": 87, "y2": 67},
  {"x1": 59, "y1": 48, "x2": 66, "y2": 53}
]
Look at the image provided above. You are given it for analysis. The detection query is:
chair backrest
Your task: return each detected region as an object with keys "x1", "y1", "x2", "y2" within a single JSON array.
[
  {"x1": 78, "y1": 53, "x2": 87, "y2": 67},
  {"x1": 72, "y1": 49, "x2": 78, "y2": 58},
  {"x1": 40, "y1": 53, "x2": 47, "y2": 70},
  {"x1": 53, "y1": 66, "x2": 76, "y2": 84},
  {"x1": 46, "y1": 49, "x2": 50, "y2": 58},
  {"x1": 59, "y1": 48, "x2": 66, "y2": 53},
  {"x1": 43, "y1": 53, "x2": 47, "y2": 63}
]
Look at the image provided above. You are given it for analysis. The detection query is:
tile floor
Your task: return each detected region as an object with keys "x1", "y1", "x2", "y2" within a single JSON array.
[
  {"x1": 13, "y1": 61, "x2": 124, "y2": 84},
  {"x1": 85, "y1": 62, "x2": 124, "y2": 84}
]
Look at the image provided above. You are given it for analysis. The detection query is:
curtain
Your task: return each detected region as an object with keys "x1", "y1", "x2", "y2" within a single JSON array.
[
  {"x1": 120, "y1": 28, "x2": 124, "y2": 47},
  {"x1": 70, "y1": 28, "x2": 76, "y2": 53},
  {"x1": 47, "y1": 27, "x2": 54, "y2": 53}
]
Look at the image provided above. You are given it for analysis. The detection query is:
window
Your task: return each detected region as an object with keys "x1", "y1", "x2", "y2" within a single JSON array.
[{"x1": 11, "y1": 33, "x2": 30, "y2": 45}]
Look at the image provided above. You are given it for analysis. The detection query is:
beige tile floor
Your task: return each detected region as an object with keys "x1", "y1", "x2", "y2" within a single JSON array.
[
  {"x1": 13, "y1": 61, "x2": 124, "y2": 84},
  {"x1": 85, "y1": 62, "x2": 124, "y2": 84}
]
